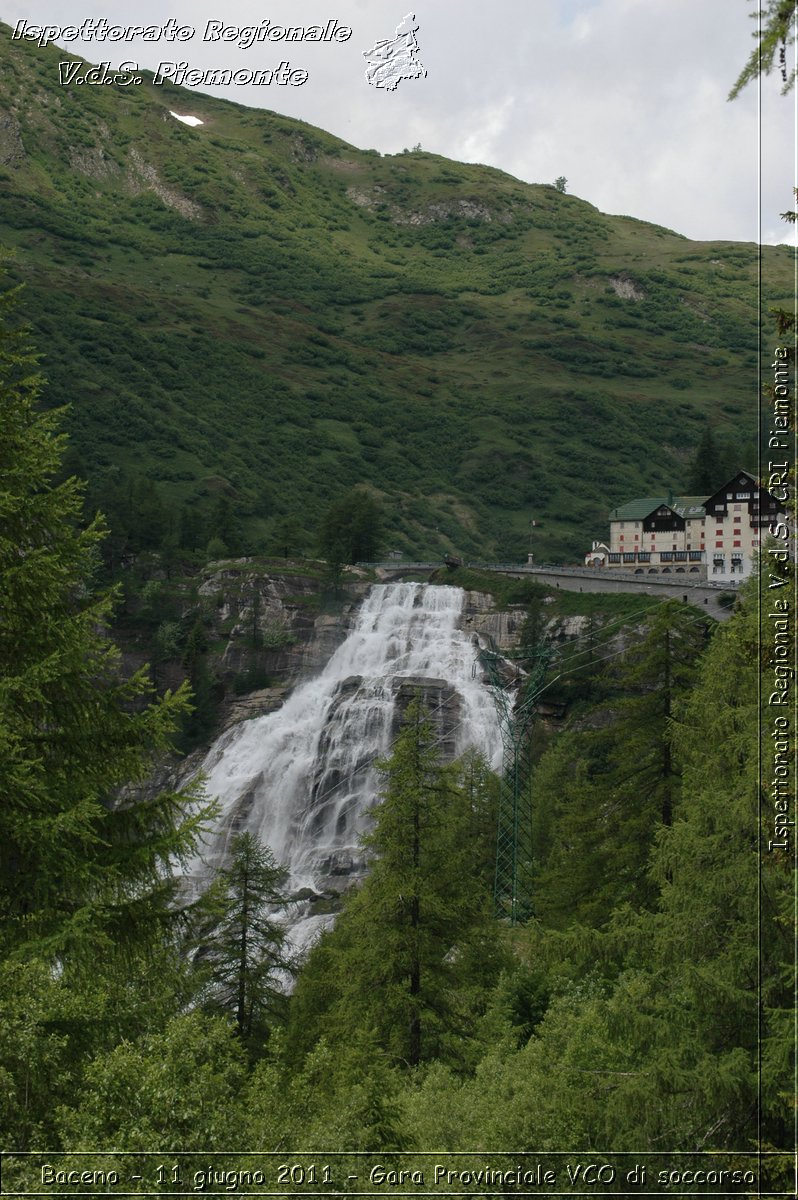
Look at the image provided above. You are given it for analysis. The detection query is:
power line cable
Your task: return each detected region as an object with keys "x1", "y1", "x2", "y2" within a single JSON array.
[{"x1": 198, "y1": 587, "x2": 718, "y2": 861}]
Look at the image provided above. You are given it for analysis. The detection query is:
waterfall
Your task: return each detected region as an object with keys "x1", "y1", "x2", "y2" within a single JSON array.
[{"x1": 187, "y1": 582, "x2": 502, "y2": 948}]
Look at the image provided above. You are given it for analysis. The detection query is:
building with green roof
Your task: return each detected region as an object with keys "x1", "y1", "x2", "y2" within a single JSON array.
[{"x1": 586, "y1": 470, "x2": 786, "y2": 583}]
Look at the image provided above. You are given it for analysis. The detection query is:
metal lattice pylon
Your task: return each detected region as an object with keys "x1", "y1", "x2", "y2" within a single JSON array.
[{"x1": 477, "y1": 641, "x2": 556, "y2": 924}]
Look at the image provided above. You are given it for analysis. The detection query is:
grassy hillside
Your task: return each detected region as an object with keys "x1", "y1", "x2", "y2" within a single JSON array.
[{"x1": 0, "y1": 28, "x2": 792, "y2": 560}]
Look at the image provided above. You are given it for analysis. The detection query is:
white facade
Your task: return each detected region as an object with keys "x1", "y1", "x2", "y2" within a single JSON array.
[
  {"x1": 703, "y1": 474, "x2": 781, "y2": 583},
  {"x1": 593, "y1": 472, "x2": 785, "y2": 584},
  {"x1": 612, "y1": 505, "x2": 706, "y2": 567}
]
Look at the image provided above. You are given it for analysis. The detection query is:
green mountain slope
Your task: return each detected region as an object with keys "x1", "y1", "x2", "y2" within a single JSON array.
[{"x1": 0, "y1": 29, "x2": 792, "y2": 560}]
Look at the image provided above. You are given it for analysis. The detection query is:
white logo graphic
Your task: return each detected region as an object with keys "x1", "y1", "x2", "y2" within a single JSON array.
[{"x1": 363, "y1": 12, "x2": 427, "y2": 91}]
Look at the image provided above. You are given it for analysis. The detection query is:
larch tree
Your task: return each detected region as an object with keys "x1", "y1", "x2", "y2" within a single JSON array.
[
  {"x1": 729, "y1": 0, "x2": 797, "y2": 98},
  {"x1": 194, "y1": 831, "x2": 294, "y2": 1051},
  {"x1": 531, "y1": 602, "x2": 711, "y2": 927},
  {"x1": 575, "y1": 582, "x2": 785, "y2": 1152},
  {"x1": 287, "y1": 700, "x2": 504, "y2": 1070}
]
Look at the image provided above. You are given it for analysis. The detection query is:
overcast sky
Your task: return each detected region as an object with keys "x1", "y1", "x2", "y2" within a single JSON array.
[{"x1": 6, "y1": 0, "x2": 797, "y2": 244}]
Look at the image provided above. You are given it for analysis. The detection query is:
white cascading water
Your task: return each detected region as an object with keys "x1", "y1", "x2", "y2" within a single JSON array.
[{"x1": 187, "y1": 582, "x2": 502, "y2": 953}]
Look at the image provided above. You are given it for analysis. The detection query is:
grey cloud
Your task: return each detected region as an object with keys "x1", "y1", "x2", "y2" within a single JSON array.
[{"x1": 5, "y1": 0, "x2": 794, "y2": 242}]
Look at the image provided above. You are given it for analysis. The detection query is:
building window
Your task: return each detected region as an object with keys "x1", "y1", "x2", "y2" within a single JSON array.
[
  {"x1": 733, "y1": 540, "x2": 741, "y2": 548},
  {"x1": 716, "y1": 541, "x2": 723, "y2": 548},
  {"x1": 753, "y1": 540, "x2": 759, "y2": 548},
  {"x1": 734, "y1": 504, "x2": 741, "y2": 512},
  {"x1": 620, "y1": 535, "x2": 624, "y2": 542},
  {"x1": 734, "y1": 516, "x2": 741, "y2": 523},
  {"x1": 735, "y1": 493, "x2": 750, "y2": 499}
]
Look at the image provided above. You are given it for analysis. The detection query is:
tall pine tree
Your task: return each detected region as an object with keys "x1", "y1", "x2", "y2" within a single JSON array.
[
  {"x1": 192, "y1": 832, "x2": 294, "y2": 1052},
  {"x1": 287, "y1": 700, "x2": 503, "y2": 1069},
  {"x1": 532, "y1": 602, "x2": 710, "y2": 926},
  {"x1": 0, "y1": 283, "x2": 206, "y2": 957}
]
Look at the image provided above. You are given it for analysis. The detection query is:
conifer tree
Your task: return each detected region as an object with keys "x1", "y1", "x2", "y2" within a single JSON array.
[
  {"x1": 194, "y1": 832, "x2": 294, "y2": 1051},
  {"x1": 318, "y1": 488, "x2": 383, "y2": 566},
  {"x1": 729, "y1": 0, "x2": 797, "y2": 97},
  {"x1": 686, "y1": 426, "x2": 724, "y2": 493},
  {"x1": 582, "y1": 582, "x2": 787, "y2": 1150},
  {"x1": 287, "y1": 701, "x2": 503, "y2": 1069},
  {"x1": 398, "y1": 585, "x2": 788, "y2": 1156},
  {"x1": 532, "y1": 602, "x2": 710, "y2": 925},
  {"x1": 0, "y1": 283, "x2": 205, "y2": 956},
  {"x1": 360, "y1": 699, "x2": 461, "y2": 1066},
  {"x1": 453, "y1": 748, "x2": 500, "y2": 890},
  {"x1": 181, "y1": 617, "x2": 221, "y2": 745}
]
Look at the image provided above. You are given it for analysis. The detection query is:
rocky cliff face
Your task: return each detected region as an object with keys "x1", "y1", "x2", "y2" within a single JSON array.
[
  {"x1": 151, "y1": 568, "x2": 516, "y2": 783},
  {"x1": 196, "y1": 571, "x2": 598, "y2": 738},
  {"x1": 462, "y1": 589, "x2": 526, "y2": 651},
  {"x1": 195, "y1": 562, "x2": 371, "y2": 730},
  {"x1": 146, "y1": 561, "x2": 620, "y2": 792}
]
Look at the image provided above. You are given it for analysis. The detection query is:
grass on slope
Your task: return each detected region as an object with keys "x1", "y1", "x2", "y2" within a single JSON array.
[{"x1": 0, "y1": 28, "x2": 792, "y2": 562}]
